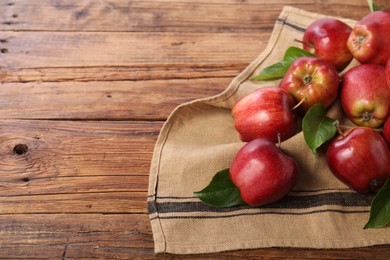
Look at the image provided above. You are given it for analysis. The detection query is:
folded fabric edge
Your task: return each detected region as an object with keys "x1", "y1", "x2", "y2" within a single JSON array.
[{"x1": 163, "y1": 237, "x2": 390, "y2": 255}]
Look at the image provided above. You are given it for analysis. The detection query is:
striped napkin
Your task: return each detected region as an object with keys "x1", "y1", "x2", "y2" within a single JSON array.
[{"x1": 147, "y1": 6, "x2": 390, "y2": 254}]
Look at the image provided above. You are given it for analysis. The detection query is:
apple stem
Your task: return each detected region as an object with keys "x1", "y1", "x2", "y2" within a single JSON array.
[
  {"x1": 294, "y1": 39, "x2": 304, "y2": 44},
  {"x1": 292, "y1": 98, "x2": 306, "y2": 110},
  {"x1": 334, "y1": 121, "x2": 345, "y2": 137},
  {"x1": 293, "y1": 39, "x2": 312, "y2": 48}
]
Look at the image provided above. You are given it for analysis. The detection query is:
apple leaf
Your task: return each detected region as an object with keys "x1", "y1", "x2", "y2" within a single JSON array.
[
  {"x1": 194, "y1": 168, "x2": 246, "y2": 208},
  {"x1": 302, "y1": 103, "x2": 338, "y2": 156},
  {"x1": 364, "y1": 178, "x2": 390, "y2": 229},
  {"x1": 373, "y1": 4, "x2": 385, "y2": 11},
  {"x1": 251, "y1": 46, "x2": 315, "y2": 81},
  {"x1": 367, "y1": 0, "x2": 385, "y2": 12}
]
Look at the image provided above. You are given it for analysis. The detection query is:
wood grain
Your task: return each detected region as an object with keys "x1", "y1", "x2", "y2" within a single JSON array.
[
  {"x1": 0, "y1": 31, "x2": 263, "y2": 84},
  {"x1": 0, "y1": 120, "x2": 161, "y2": 177},
  {"x1": 0, "y1": 0, "x2": 375, "y2": 32},
  {"x1": 0, "y1": 214, "x2": 154, "y2": 258},
  {"x1": 0, "y1": 64, "x2": 247, "y2": 83},
  {"x1": 0, "y1": 120, "x2": 156, "y2": 214},
  {"x1": 1, "y1": 0, "x2": 390, "y2": 259},
  {"x1": 0, "y1": 32, "x2": 264, "y2": 69},
  {"x1": 1, "y1": 214, "x2": 389, "y2": 259},
  {"x1": 0, "y1": 79, "x2": 230, "y2": 119}
]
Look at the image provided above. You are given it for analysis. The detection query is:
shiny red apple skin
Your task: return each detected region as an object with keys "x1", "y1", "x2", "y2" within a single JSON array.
[
  {"x1": 326, "y1": 127, "x2": 390, "y2": 194},
  {"x1": 302, "y1": 18, "x2": 353, "y2": 72},
  {"x1": 341, "y1": 64, "x2": 390, "y2": 128},
  {"x1": 386, "y1": 58, "x2": 390, "y2": 88},
  {"x1": 230, "y1": 139, "x2": 298, "y2": 206},
  {"x1": 279, "y1": 57, "x2": 340, "y2": 112},
  {"x1": 232, "y1": 87, "x2": 297, "y2": 143},
  {"x1": 347, "y1": 10, "x2": 390, "y2": 66},
  {"x1": 384, "y1": 116, "x2": 390, "y2": 146}
]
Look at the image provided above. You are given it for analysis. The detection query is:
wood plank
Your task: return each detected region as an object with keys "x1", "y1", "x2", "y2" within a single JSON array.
[
  {"x1": 0, "y1": 120, "x2": 153, "y2": 213},
  {"x1": 0, "y1": 175, "x2": 149, "y2": 196},
  {"x1": 0, "y1": 191, "x2": 147, "y2": 214},
  {"x1": 0, "y1": 214, "x2": 389, "y2": 259},
  {"x1": 0, "y1": 120, "x2": 161, "y2": 178},
  {"x1": 3, "y1": 244, "x2": 390, "y2": 259},
  {"x1": 0, "y1": 213, "x2": 154, "y2": 259},
  {"x1": 1, "y1": 0, "x2": 388, "y2": 32},
  {"x1": 0, "y1": 32, "x2": 264, "y2": 70},
  {"x1": 0, "y1": 64, "x2": 247, "y2": 83},
  {"x1": 0, "y1": 31, "x2": 262, "y2": 83},
  {"x1": 0, "y1": 79, "x2": 230, "y2": 119}
]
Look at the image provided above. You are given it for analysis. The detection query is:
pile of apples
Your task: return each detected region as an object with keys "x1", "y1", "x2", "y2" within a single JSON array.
[{"x1": 230, "y1": 10, "x2": 390, "y2": 207}]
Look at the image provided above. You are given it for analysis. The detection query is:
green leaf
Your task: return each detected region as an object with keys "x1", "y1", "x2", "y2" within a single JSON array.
[
  {"x1": 251, "y1": 46, "x2": 315, "y2": 81},
  {"x1": 367, "y1": 0, "x2": 385, "y2": 12},
  {"x1": 364, "y1": 178, "x2": 390, "y2": 229},
  {"x1": 302, "y1": 103, "x2": 338, "y2": 156},
  {"x1": 194, "y1": 168, "x2": 246, "y2": 208},
  {"x1": 373, "y1": 4, "x2": 385, "y2": 11}
]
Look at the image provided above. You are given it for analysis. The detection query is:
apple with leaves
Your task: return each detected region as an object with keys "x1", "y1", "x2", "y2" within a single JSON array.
[
  {"x1": 347, "y1": 10, "x2": 390, "y2": 66},
  {"x1": 279, "y1": 56, "x2": 340, "y2": 112},
  {"x1": 301, "y1": 18, "x2": 353, "y2": 71},
  {"x1": 232, "y1": 87, "x2": 297, "y2": 143},
  {"x1": 230, "y1": 138, "x2": 298, "y2": 206},
  {"x1": 341, "y1": 64, "x2": 390, "y2": 128},
  {"x1": 326, "y1": 127, "x2": 390, "y2": 194},
  {"x1": 384, "y1": 116, "x2": 390, "y2": 145}
]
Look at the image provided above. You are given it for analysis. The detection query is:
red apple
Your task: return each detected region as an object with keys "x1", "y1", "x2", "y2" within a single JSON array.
[
  {"x1": 232, "y1": 87, "x2": 297, "y2": 143},
  {"x1": 341, "y1": 64, "x2": 390, "y2": 128},
  {"x1": 384, "y1": 116, "x2": 390, "y2": 145},
  {"x1": 386, "y1": 58, "x2": 390, "y2": 88},
  {"x1": 302, "y1": 18, "x2": 353, "y2": 72},
  {"x1": 326, "y1": 127, "x2": 390, "y2": 194},
  {"x1": 347, "y1": 10, "x2": 390, "y2": 66},
  {"x1": 279, "y1": 56, "x2": 340, "y2": 112},
  {"x1": 230, "y1": 139, "x2": 298, "y2": 206}
]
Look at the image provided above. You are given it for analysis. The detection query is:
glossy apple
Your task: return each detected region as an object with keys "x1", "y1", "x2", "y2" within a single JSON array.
[
  {"x1": 386, "y1": 58, "x2": 390, "y2": 88},
  {"x1": 326, "y1": 127, "x2": 390, "y2": 194},
  {"x1": 341, "y1": 64, "x2": 390, "y2": 128},
  {"x1": 279, "y1": 56, "x2": 340, "y2": 112},
  {"x1": 232, "y1": 87, "x2": 297, "y2": 143},
  {"x1": 230, "y1": 139, "x2": 298, "y2": 206},
  {"x1": 347, "y1": 10, "x2": 390, "y2": 66},
  {"x1": 302, "y1": 18, "x2": 353, "y2": 71},
  {"x1": 384, "y1": 116, "x2": 390, "y2": 145}
]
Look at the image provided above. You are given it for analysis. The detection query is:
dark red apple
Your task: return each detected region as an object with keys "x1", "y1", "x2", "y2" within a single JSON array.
[
  {"x1": 230, "y1": 139, "x2": 298, "y2": 206},
  {"x1": 384, "y1": 116, "x2": 390, "y2": 145},
  {"x1": 347, "y1": 10, "x2": 390, "y2": 66},
  {"x1": 279, "y1": 56, "x2": 340, "y2": 112},
  {"x1": 232, "y1": 87, "x2": 297, "y2": 143},
  {"x1": 341, "y1": 64, "x2": 390, "y2": 128},
  {"x1": 302, "y1": 18, "x2": 353, "y2": 71},
  {"x1": 386, "y1": 58, "x2": 390, "y2": 88},
  {"x1": 326, "y1": 127, "x2": 390, "y2": 194}
]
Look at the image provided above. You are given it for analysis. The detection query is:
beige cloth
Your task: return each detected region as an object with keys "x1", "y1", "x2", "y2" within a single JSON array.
[{"x1": 147, "y1": 6, "x2": 390, "y2": 254}]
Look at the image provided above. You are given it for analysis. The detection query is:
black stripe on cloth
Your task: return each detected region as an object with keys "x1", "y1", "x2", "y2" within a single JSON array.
[
  {"x1": 276, "y1": 18, "x2": 306, "y2": 33},
  {"x1": 149, "y1": 209, "x2": 369, "y2": 220},
  {"x1": 148, "y1": 192, "x2": 374, "y2": 215}
]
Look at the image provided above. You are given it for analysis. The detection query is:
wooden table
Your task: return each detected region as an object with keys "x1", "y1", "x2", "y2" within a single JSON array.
[{"x1": 1, "y1": 0, "x2": 389, "y2": 259}]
